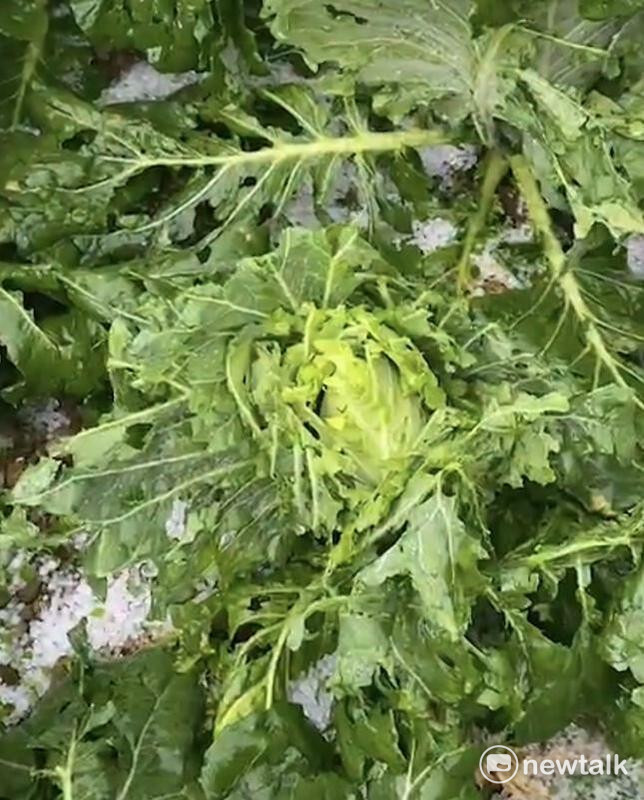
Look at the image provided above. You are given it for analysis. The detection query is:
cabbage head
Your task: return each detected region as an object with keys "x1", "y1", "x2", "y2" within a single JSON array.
[{"x1": 227, "y1": 304, "x2": 445, "y2": 535}]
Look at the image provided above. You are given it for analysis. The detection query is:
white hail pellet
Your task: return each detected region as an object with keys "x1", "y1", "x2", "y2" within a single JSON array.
[
  {"x1": 18, "y1": 399, "x2": 70, "y2": 441},
  {"x1": 288, "y1": 654, "x2": 337, "y2": 733},
  {"x1": 627, "y1": 234, "x2": 644, "y2": 279},
  {"x1": 86, "y1": 571, "x2": 152, "y2": 652},
  {"x1": 418, "y1": 145, "x2": 478, "y2": 189},
  {"x1": 165, "y1": 499, "x2": 189, "y2": 540},
  {"x1": 411, "y1": 218, "x2": 459, "y2": 254},
  {"x1": 100, "y1": 61, "x2": 202, "y2": 106},
  {"x1": 0, "y1": 561, "x2": 155, "y2": 725}
]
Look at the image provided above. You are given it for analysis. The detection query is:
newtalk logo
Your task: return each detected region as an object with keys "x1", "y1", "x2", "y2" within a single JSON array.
[{"x1": 479, "y1": 745, "x2": 629, "y2": 785}]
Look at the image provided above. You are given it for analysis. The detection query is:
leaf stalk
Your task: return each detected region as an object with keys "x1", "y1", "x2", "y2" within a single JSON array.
[{"x1": 456, "y1": 150, "x2": 508, "y2": 291}]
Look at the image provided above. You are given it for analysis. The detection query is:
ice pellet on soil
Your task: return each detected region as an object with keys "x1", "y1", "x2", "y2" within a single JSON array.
[
  {"x1": 411, "y1": 218, "x2": 458, "y2": 254},
  {"x1": 472, "y1": 248, "x2": 523, "y2": 294},
  {"x1": 29, "y1": 576, "x2": 95, "y2": 668},
  {"x1": 165, "y1": 499, "x2": 189, "y2": 540},
  {"x1": 526, "y1": 725, "x2": 643, "y2": 800},
  {"x1": 288, "y1": 654, "x2": 337, "y2": 732},
  {"x1": 500, "y1": 223, "x2": 533, "y2": 244},
  {"x1": 627, "y1": 234, "x2": 644, "y2": 278},
  {"x1": 418, "y1": 145, "x2": 478, "y2": 188},
  {"x1": 0, "y1": 686, "x2": 32, "y2": 722},
  {"x1": 0, "y1": 561, "x2": 154, "y2": 725},
  {"x1": 86, "y1": 571, "x2": 152, "y2": 652},
  {"x1": 283, "y1": 179, "x2": 318, "y2": 228},
  {"x1": 100, "y1": 61, "x2": 202, "y2": 106},
  {"x1": 18, "y1": 399, "x2": 70, "y2": 440}
]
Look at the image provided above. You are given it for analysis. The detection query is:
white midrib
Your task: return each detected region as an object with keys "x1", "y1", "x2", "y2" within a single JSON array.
[{"x1": 103, "y1": 128, "x2": 450, "y2": 169}]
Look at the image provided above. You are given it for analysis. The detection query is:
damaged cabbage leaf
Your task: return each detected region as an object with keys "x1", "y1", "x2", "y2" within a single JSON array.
[
  {"x1": 3, "y1": 1, "x2": 644, "y2": 798},
  {"x1": 0, "y1": 79, "x2": 446, "y2": 263},
  {"x1": 580, "y1": 0, "x2": 644, "y2": 19},
  {"x1": 69, "y1": 0, "x2": 219, "y2": 72},
  {"x1": 0, "y1": 1, "x2": 47, "y2": 130},
  {"x1": 263, "y1": 0, "x2": 482, "y2": 123},
  {"x1": 0, "y1": 649, "x2": 205, "y2": 799}
]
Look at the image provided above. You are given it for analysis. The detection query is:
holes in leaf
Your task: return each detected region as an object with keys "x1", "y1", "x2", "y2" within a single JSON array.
[
  {"x1": 551, "y1": 209, "x2": 575, "y2": 242},
  {"x1": 0, "y1": 665, "x2": 19, "y2": 686},
  {"x1": 230, "y1": 623, "x2": 262, "y2": 646},
  {"x1": 498, "y1": 180, "x2": 527, "y2": 226},
  {"x1": 201, "y1": 120, "x2": 233, "y2": 139},
  {"x1": 487, "y1": 483, "x2": 557, "y2": 558},
  {"x1": 248, "y1": 595, "x2": 264, "y2": 611},
  {"x1": 183, "y1": 201, "x2": 215, "y2": 245},
  {"x1": 197, "y1": 245, "x2": 211, "y2": 264},
  {"x1": 467, "y1": 598, "x2": 507, "y2": 649},
  {"x1": 325, "y1": 4, "x2": 368, "y2": 24},
  {"x1": 303, "y1": 421, "x2": 320, "y2": 441},
  {"x1": 210, "y1": 615, "x2": 229, "y2": 644},
  {"x1": 94, "y1": 49, "x2": 139, "y2": 82},
  {"x1": 0, "y1": 243, "x2": 19, "y2": 261},
  {"x1": 438, "y1": 653, "x2": 455, "y2": 670},
  {"x1": 138, "y1": 166, "x2": 181, "y2": 216},
  {"x1": 61, "y1": 129, "x2": 98, "y2": 151},
  {"x1": 526, "y1": 568, "x2": 582, "y2": 647},
  {"x1": 241, "y1": 175, "x2": 257, "y2": 188},
  {"x1": 252, "y1": 97, "x2": 301, "y2": 136},
  {"x1": 21, "y1": 292, "x2": 67, "y2": 321},
  {"x1": 313, "y1": 388, "x2": 325, "y2": 416},
  {"x1": 243, "y1": 135, "x2": 274, "y2": 152},
  {"x1": 258, "y1": 202, "x2": 274, "y2": 224},
  {"x1": 124, "y1": 423, "x2": 152, "y2": 450},
  {"x1": 624, "y1": 347, "x2": 644, "y2": 370}
]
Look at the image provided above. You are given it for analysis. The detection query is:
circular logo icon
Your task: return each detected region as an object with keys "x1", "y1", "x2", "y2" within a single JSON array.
[{"x1": 479, "y1": 744, "x2": 519, "y2": 785}]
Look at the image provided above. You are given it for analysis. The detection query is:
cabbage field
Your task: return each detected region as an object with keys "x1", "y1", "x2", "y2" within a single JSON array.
[{"x1": 1, "y1": 1, "x2": 644, "y2": 798}]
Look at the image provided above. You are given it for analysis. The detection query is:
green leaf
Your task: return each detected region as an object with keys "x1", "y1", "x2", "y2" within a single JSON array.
[
  {"x1": 56, "y1": 267, "x2": 141, "y2": 323},
  {"x1": 515, "y1": 0, "x2": 626, "y2": 88},
  {"x1": 602, "y1": 561, "x2": 644, "y2": 682},
  {"x1": 0, "y1": 288, "x2": 106, "y2": 396},
  {"x1": 0, "y1": 287, "x2": 60, "y2": 384},
  {"x1": 200, "y1": 704, "x2": 340, "y2": 799},
  {"x1": 359, "y1": 491, "x2": 487, "y2": 639},
  {"x1": 105, "y1": 651, "x2": 204, "y2": 799},
  {"x1": 4, "y1": 3, "x2": 644, "y2": 791},
  {"x1": 474, "y1": 388, "x2": 570, "y2": 488},
  {"x1": 253, "y1": 225, "x2": 375, "y2": 310},
  {"x1": 262, "y1": 0, "x2": 518, "y2": 136},
  {"x1": 0, "y1": 729, "x2": 35, "y2": 798},
  {"x1": 15, "y1": 441, "x2": 255, "y2": 576},
  {"x1": 333, "y1": 612, "x2": 390, "y2": 692},
  {"x1": 580, "y1": 0, "x2": 644, "y2": 19},
  {"x1": 2, "y1": 80, "x2": 447, "y2": 257},
  {"x1": 512, "y1": 625, "x2": 614, "y2": 743},
  {"x1": 0, "y1": 2, "x2": 47, "y2": 131},
  {"x1": 69, "y1": 0, "x2": 219, "y2": 72},
  {"x1": 334, "y1": 702, "x2": 405, "y2": 780},
  {"x1": 0, "y1": 650, "x2": 204, "y2": 800},
  {"x1": 0, "y1": 507, "x2": 41, "y2": 588},
  {"x1": 263, "y1": 0, "x2": 476, "y2": 100},
  {"x1": 0, "y1": 0, "x2": 47, "y2": 41}
]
